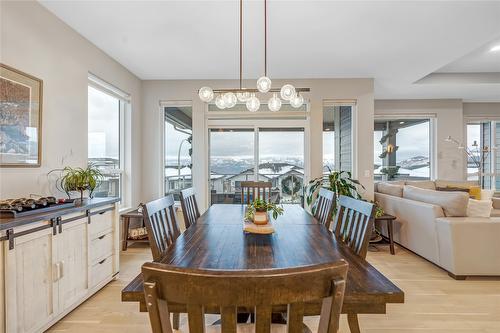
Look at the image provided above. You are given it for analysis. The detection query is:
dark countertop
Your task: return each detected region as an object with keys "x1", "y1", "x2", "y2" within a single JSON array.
[{"x1": 0, "y1": 197, "x2": 120, "y2": 231}]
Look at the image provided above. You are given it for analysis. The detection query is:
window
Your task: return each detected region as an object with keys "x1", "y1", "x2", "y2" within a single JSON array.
[
  {"x1": 374, "y1": 119, "x2": 431, "y2": 180},
  {"x1": 163, "y1": 105, "x2": 193, "y2": 201},
  {"x1": 467, "y1": 121, "x2": 499, "y2": 190},
  {"x1": 88, "y1": 85, "x2": 126, "y2": 200},
  {"x1": 209, "y1": 127, "x2": 305, "y2": 205},
  {"x1": 322, "y1": 104, "x2": 353, "y2": 173}
]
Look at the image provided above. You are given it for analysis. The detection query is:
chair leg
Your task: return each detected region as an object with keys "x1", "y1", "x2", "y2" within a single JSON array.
[
  {"x1": 172, "y1": 312, "x2": 180, "y2": 330},
  {"x1": 347, "y1": 313, "x2": 361, "y2": 333}
]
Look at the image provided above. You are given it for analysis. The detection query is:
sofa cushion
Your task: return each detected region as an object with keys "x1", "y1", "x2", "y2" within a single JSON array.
[
  {"x1": 403, "y1": 185, "x2": 469, "y2": 217},
  {"x1": 467, "y1": 199, "x2": 492, "y2": 217},
  {"x1": 435, "y1": 180, "x2": 476, "y2": 190},
  {"x1": 377, "y1": 182, "x2": 404, "y2": 197},
  {"x1": 405, "y1": 180, "x2": 436, "y2": 190}
]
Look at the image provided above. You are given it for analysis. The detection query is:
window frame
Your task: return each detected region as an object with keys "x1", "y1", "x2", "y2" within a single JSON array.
[
  {"x1": 206, "y1": 117, "x2": 310, "y2": 206},
  {"x1": 373, "y1": 114, "x2": 437, "y2": 180},
  {"x1": 87, "y1": 74, "x2": 130, "y2": 207}
]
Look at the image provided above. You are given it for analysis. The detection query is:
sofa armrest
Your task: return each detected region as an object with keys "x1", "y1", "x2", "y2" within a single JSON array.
[
  {"x1": 435, "y1": 217, "x2": 500, "y2": 276},
  {"x1": 492, "y1": 197, "x2": 500, "y2": 209}
]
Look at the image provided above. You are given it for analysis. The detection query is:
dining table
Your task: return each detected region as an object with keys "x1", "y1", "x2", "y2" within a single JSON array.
[{"x1": 121, "y1": 204, "x2": 404, "y2": 332}]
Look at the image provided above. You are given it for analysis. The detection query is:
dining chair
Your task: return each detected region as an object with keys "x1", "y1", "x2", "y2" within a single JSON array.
[
  {"x1": 331, "y1": 195, "x2": 375, "y2": 333},
  {"x1": 142, "y1": 261, "x2": 348, "y2": 333},
  {"x1": 180, "y1": 187, "x2": 200, "y2": 229},
  {"x1": 141, "y1": 195, "x2": 182, "y2": 262},
  {"x1": 240, "y1": 181, "x2": 273, "y2": 204},
  {"x1": 313, "y1": 188, "x2": 336, "y2": 229},
  {"x1": 141, "y1": 195, "x2": 182, "y2": 329}
]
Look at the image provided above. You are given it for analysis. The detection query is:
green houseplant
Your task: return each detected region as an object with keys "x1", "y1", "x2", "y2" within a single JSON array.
[
  {"x1": 49, "y1": 165, "x2": 103, "y2": 201},
  {"x1": 306, "y1": 169, "x2": 364, "y2": 215},
  {"x1": 245, "y1": 198, "x2": 284, "y2": 223}
]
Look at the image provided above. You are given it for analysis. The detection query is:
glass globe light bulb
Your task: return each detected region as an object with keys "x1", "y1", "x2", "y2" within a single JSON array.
[
  {"x1": 215, "y1": 94, "x2": 226, "y2": 109},
  {"x1": 280, "y1": 84, "x2": 296, "y2": 101},
  {"x1": 198, "y1": 86, "x2": 214, "y2": 102},
  {"x1": 256, "y1": 76, "x2": 272, "y2": 93},
  {"x1": 268, "y1": 93, "x2": 282, "y2": 112},
  {"x1": 223, "y1": 92, "x2": 237, "y2": 108},
  {"x1": 237, "y1": 91, "x2": 251, "y2": 102},
  {"x1": 290, "y1": 93, "x2": 304, "y2": 108},
  {"x1": 246, "y1": 94, "x2": 260, "y2": 112}
]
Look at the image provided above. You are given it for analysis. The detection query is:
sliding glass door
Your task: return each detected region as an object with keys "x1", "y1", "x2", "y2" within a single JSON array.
[{"x1": 209, "y1": 127, "x2": 305, "y2": 205}]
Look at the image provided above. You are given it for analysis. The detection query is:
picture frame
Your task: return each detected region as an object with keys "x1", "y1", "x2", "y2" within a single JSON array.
[{"x1": 0, "y1": 63, "x2": 43, "y2": 167}]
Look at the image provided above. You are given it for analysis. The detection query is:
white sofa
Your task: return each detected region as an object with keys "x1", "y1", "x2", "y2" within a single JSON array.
[{"x1": 375, "y1": 180, "x2": 500, "y2": 279}]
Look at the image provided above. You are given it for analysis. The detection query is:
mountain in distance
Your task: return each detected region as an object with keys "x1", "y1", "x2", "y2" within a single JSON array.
[{"x1": 397, "y1": 156, "x2": 429, "y2": 170}]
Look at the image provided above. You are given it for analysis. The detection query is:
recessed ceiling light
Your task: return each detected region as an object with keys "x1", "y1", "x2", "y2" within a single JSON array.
[{"x1": 490, "y1": 45, "x2": 500, "y2": 52}]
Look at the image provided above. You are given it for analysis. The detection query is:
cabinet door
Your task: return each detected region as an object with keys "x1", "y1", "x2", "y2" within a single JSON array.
[
  {"x1": 4, "y1": 227, "x2": 58, "y2": 333},
  {"x1": 57, "y1": 218, "x2": 89, "y2": 311}
]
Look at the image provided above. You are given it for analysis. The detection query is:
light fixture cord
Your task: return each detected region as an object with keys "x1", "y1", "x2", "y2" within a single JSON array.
[
  {"x1": 239, "y1": 0, "x2": 243, "y2": 89},
  {"x1": 264, "y1": 0, "x2": 267, "y2": 77}
]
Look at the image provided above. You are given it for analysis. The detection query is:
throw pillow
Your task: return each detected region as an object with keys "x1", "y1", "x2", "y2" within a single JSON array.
[
  {"x1": 469, "y1": 186, "x2": 481, "y2": 200},
  {"x1": 467, "y1": 199, "x2": 492, "y2": 218},
  {"x1": 405, "y1": 180, "x2": 436, "y2": 190},
  {"x1": 403, "y1": 185, "x2": 469, "y2": 217},
  {"x1": 377, "y1": 182, "x2": 404, "y2": 197}
]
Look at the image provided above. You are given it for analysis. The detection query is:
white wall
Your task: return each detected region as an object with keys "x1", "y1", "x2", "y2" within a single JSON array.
[
  {"x1": 0, "y1": 1, "x2": 142, "y2": 207},
  {"x1": 375, "y1": 99, "x2": 465, "y2": 181},
  {"x1": 463, "y1": 102, "x2": 500, "y2": 118},
  {"x1": 141, "y1": 78, "x2": 374, "y2": 211}
]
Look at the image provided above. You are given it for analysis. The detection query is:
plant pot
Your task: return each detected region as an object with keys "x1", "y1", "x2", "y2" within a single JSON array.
[{"x1": 253, "y1": 211, "x2": 269, "y2": 225}]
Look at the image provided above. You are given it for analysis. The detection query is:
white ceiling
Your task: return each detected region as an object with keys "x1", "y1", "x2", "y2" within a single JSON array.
[{"x1": 39, "y1": 0, "x2": 500, "y2": 101}]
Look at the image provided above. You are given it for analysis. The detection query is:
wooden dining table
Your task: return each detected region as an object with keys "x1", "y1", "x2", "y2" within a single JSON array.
[{"x1": 121, "y1": 204, "x2": 404, "y2": 332}]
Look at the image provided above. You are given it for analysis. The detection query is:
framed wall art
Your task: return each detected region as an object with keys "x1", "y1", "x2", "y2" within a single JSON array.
[{"x1": 0, "y1": 63, "x2": 43, "y2": 167}]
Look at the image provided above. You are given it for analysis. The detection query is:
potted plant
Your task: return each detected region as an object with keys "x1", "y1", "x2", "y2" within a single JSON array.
[
  {"x1": 245, "y1": 199, "x2": 284, "y2": 225},
  {"x1": 49, "y1": 164, "x2": 103, "y2": 202},
  {"x1": 306, "y1": 169, "x2": 364, "y2": 216}
]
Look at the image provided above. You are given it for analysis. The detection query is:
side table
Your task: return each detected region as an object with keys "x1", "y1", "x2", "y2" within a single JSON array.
[
  {"x1": 375, "y1": 214, "x2": 397, "y2": 255},
  {"x1": 121, "y1": 209, "x2": 149, "y2": 251}
]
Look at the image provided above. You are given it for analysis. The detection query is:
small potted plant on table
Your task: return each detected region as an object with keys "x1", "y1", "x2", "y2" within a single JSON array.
[{"x1": 245, "y1": 199, "x2": 284, "y2": 225}]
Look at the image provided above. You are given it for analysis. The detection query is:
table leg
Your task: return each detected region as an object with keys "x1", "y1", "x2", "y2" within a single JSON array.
[
  {"x1": 387, "y1": 219, "x2": 395, "y2": 255},
  {"x1": 347, "y1": 313, "x2": 361, "y2": 333},
  {"x1": 122, "y1": 217, "x2": 130, "y2": 251}
]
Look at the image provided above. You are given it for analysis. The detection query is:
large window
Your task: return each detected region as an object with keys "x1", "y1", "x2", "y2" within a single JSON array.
[
  {"x1": 467, "y1": 121, "x2": 499, "y2": 190},
  {"x1": 164, "y1": 105, "x2": 193, "y2": 201},
  {"x1": 374, "y1": 119, "x2": 431, "y2": 180},
  {"x1": 322, "y1": 104, "x2": 353, "y2": 174},
  {"x1": 209, "y1": 127, "x2": 305, "y2": 205},
  {"x1": 88, "y1": 85, "x2": 125, "y2": 200}
]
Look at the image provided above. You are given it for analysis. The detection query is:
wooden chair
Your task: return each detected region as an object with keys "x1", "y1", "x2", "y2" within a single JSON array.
[
  {"x1": 240, "y1": 181, "x2": 273, "y2": 204},
  {"x1": 141, "y1": 195, "x2": 182, "y2": 329},
  {"x1": 313, "y1": 188, "x2": 336, "y2": 229},
  {"x1": 141, "y1": 195, "x2": 182, "y2": 262},
  {"x1": 142, "y1": 261, "x2": 348, "y2": 333},
  {"x1": 331, "y1": 195, "x2": 375, "y2": 333},
  {"x1": 180, "y1": 188, "x2": 200, "y2": 229}
]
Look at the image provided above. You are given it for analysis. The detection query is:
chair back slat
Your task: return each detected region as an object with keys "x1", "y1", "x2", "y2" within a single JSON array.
[
  {"x1": 221, "y1": 306, "x2": 237, "y2": 333},
  {"x1": 180, "y1": 188, "x2": 201, "y2": 229},
  {"x1": 313, "y1": 188, "x2": 335, "y2": 229},
  {"x1": 287, "y1": 303, "x2": 305, "y2": 333},
  {"x1": 142, "y1": 261, "x2": 348, "y2": 333},
  {"x1": 142, "y1": 195, "x2": 181, "y2": 261},
  {"x1": 332, "y1": 195, "x2": 375, "y2": 259},
  {"x1": 240, "y1": 181, "x2": 273, "y2": 204}
]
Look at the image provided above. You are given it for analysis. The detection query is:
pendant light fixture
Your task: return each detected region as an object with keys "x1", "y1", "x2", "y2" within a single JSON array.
[{"x1": 198, "y1": 0, "x2": 309, "y2": 112}]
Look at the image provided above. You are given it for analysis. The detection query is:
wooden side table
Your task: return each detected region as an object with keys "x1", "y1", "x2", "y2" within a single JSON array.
[
  {"x1": 121, "y1": 209, "x2": 149, "y2": 251},
  {"x1": 375, "y1": 214, "x2": 397, "y2": 255}
]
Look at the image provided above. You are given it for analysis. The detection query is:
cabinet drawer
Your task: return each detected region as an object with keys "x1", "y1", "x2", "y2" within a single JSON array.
[
  {"x1": 89, "y1": 209, "x2": 113, "y2": 238},
  {"x1": 89, "y1": 231, "x2": 113, "y2": 264},
  {"x1": 90, "y1": 255, "x2": 114, "y2": 287}
]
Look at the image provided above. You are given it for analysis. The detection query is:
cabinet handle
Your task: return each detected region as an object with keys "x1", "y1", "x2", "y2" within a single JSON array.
[
  {"x1": 59, "y1": 260, "x2": 65, "y2": 278},
  {"x1": 98, "y1": 258, "x2": 107, "y2": 265},
  {"x1": 98, "y1": 234, "x2": 106, "y2": 240},
  {"x1": 54, "y1": 262, "x2": 61, "y2": 281}
]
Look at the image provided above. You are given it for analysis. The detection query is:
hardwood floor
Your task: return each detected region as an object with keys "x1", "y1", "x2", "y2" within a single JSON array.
[{"x1": 48, "y1": 243, "x2": 500, "y2": 333}]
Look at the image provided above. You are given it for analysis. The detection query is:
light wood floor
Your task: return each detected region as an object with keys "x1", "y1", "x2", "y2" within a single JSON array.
[{"x1": 48, "y1": 243, "x2": 500, "y2": 333}]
